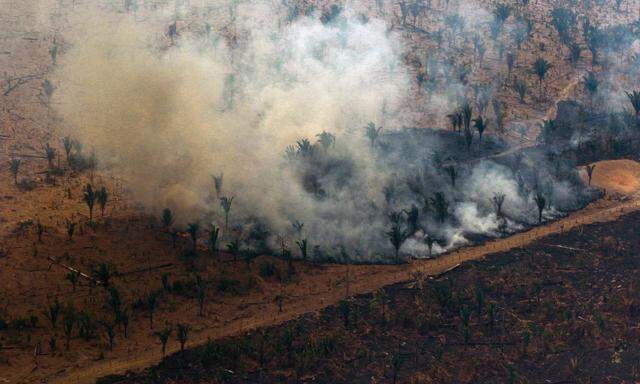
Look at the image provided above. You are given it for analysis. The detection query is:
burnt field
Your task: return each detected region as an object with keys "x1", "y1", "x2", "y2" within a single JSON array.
[{"x1": 102, "y1": 210, "x2": 640, "y2": 384}]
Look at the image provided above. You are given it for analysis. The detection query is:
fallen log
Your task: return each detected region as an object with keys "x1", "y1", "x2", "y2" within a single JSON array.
[
  {"x1": 47, "y1": 255, "x2": 100, "y2": 285},
  {"x1": 119, "y1": 263, "x2": 174, "y2": 276}
]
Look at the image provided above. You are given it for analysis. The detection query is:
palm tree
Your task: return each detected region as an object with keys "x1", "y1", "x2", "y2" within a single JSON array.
[
  {"x1": 492, "y1": 193, "x2": 506, "y2": 218},
  {"x1": 583, "y1": 72, "x2": 598, "y2": 105},
  {"x1": 43, "y1": 143, "x2": 56, "y2": 169},
  {"x1": 147, "y1": 293, "x2": 158, "y2": 329},
  {"x1": 585, "y1": 164, "x2": 596, "y2": 186},
  {"x1": 473, "y1": 116, "x2": 487, "y2": 145},
  {"x1": 187, "y1": 222, "x2": 199, "y2": 252},
  {"x1": 513, "y1": 78, "x2": 528, "y2": 103},
  {"x1": 430, "y1": 192, "x2": 449, "y2": 223},
  {"x1": 625, "y1": 90, "x2": 640, "y2": 119},
  {"x1": 444, "y1": 165, "x2": 457, "y2": 187},
  {"x1": 9, "y1": 158, "x2": 21, "y2": 185},
  {"x1": 177, "y1": 323, "x2": 190, "y2": 351},
  {"x1": 209, "y1": 224, "x2": 220, "y2": 255},
  {"x1": 446, "y1": 110, "x2": 462, "y2": 133},
  {"x1": 226, "y1": 238, "x2": 240, "y2": 261},
  {"x1": 532, "y1": 58, "x2": 552, "y2": 100},
  {"x1": 62, "y1": 136, "x2": 73, "y2": 163},
  {"x1": 533, "y1": 192, "x2": 546, "y2": 224},
  {"x1": 424, "y1": 234, "x2": 435, "y2": 258},
  {"x1": 161, "y1": 208, "x2": 174, "y2": 229},
  {"x1": 316, "y1": 131, "x2": 335, "y2": 150},
  {"x1": 220, "y1": 196, "x2": 234, "y2": 230},
  {"x1": 66, "y1": 271, "x2": 80, "y2": 291},
  {"x1": 213, "y1": 173, "x2": 223, "y2": 198},
  {"x1": 84, "y1": 184, "x2": 96, "y2": 223},
  {"x1": 155, "y1": 326, "x2": 172, "y2": 357},
  {"x1": 461, "y1": 102, "x2": 473, "y2": 132},
  {"x1": 296, "y1": 238, "x2": 308, "y2": 260},
  {"x1": 386, "y1": 220, "x2": 408, "y2": 264},
  {"x1": 97, "y1": 186, "x2": 108, "y2": 216},
  {"x1": 493, "y1": 4, "x2": 512, "y2": 26},
  {"x1": 365, "y1": 122, "x2": 382, "y2": 148}
]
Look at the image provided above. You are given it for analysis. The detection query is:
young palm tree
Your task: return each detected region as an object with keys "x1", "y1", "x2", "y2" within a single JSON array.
[
  {"x1": 296, "y1": 238, "x2": 308, "y2": 260},
  {"x1": 187, "y1": 222, "x2": 199, "y2": 252},
  {"x1": 63, "y1": 306, "x2": 76, "y2": 350},
  {"x1": 84, "y1": 184, "x2": 96, "y2": 223},
  {"x1": 226, "y1": 238, "x2": 240, "y2": 261},
  {"x1": 365, "y1": 122, "x2": 382, "y2": 148},
  {"x1": 220, "y1": 196, "x2": 234, "y2": 230},
  {"x1": 533, "y1": 192, "x2": 546, "y2": 224},
  {"x1": 155, "y1": 326, "x2": 172, "y2": 357},
  {"x1": 9, "y1": 158, "x2": 21, "y2": 185},
  {"x1": 97, "y1": 186, "x2": 108, "y2": 216},
  {"x1": 101, "y1": 320, "x2": 116, "y2": 351},
  {"x1": 473, "y1": 116, "x2": 487, "y2": 145},
  {"x1": 532, "y1": 58, "x2": 552, "y2": 100}
]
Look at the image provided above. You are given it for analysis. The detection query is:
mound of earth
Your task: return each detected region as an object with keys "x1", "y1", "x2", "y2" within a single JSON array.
[{"x1": 584, "y1": 160, "x2": 640, "y2": 195}]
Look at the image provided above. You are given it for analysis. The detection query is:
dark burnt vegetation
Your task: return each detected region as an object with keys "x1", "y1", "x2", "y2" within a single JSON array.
[{"x1": 104, "y1": 210, "x2": 640, "y2": 384}]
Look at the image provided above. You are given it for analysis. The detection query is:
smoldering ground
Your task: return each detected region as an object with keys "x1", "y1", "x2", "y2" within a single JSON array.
[{"x1": 42, "y1": 1, "x2": 595, "y2": 262}]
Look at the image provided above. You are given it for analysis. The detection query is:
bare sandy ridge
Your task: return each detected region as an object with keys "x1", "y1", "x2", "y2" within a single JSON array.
[{"x1": 50, "y1": 159, "x2": 640, "y2": 384}]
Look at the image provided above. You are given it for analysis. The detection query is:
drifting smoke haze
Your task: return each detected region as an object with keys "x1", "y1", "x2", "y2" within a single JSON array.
[{"x1": 34, "y1": 0, "x2": 596, "y2": 261}]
